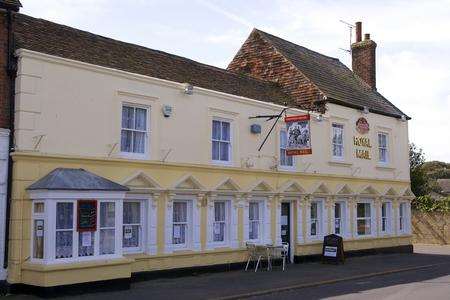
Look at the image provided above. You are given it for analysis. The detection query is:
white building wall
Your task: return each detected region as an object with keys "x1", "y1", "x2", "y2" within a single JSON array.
[{"x1": 13, "y1": 50, "x2": 410, "y2": 182}]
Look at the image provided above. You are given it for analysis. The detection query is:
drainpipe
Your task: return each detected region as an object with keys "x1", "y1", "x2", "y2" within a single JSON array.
[{"x1": 3, "y1": 8, "x2": 17, "y2": 270}]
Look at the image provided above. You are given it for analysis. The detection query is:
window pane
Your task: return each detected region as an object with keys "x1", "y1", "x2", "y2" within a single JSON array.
[
  {"x1": 133, "y1": 131, "x2": 146, "y2": 154},
  {"x1": 212, "y1": 141, "x2": 220, "y2": 160},
  {"x1": 212, "y1": 120, "x2": 221, "y2": 140},
  {"x1": 280, "y1": 149, "x2": 286, "y2": 165},
  {"x1": 56, "y1": 203, "x2": 73, "y2": 230},
  {"x1": 121, "y1": 130, "x2": 132, "y2": 152},
  {"x1": 173, "y1": 202, "x2": 187, "y2": 222},
  {"x1": 34, "y1": 202, "x2": 44, "y2": 214},
  {"x1": 213, "y1": 222, "x2": 225, "y2": 242},
  {"x1": 134, "y1": 108, "x2": 147, "y2": 131},
  {"x1": 221, "y1": 122, "x2": 230, "y2": 141},
  {"x1": 79, "y1": 231, "x2": 94, "y2": 257},
  {"x1": 100, "y1": 202, "x2": 115, "y2": 228},
  {"x1": 357, "y1": 203, "x2": 370, "y2": 218},
  {"x1": 173, "y1": 224, "x2": 186, "y2": 244},
  {"x1": 219, "y1": 142, "x2": 229, "y2": 161},
  {"x1": 249, "y1": 221, "x2": 259, "y2": 240},
  {"x1": 122, "y1": 106, "x2": 134, "y2": 129},
  {"x1": 100, "y1": 229, "x2": 115, "y2": 255},
  {"x1": 280, "y1": 131, "x2": 287, "y2": 148},
  {"x1": 123, "y1": 225, "x2": 140, "y2": 248},
  {"x1": 357, "y1": 219, "x2": 371, "y2": 235},
  {"x1": 311, "y1": 220, "x2": 317, "y2": 236},
  {"x1": 286, "y1": 154, "x2": 293, "y2": 166},
  {"x1": 33, "y1": 219, "x2": 44, "y2": 259},
  {"x1": 56, "y1": 231, "x2": 73, "y2": 259},
  {"x1": 249, "y1": 202, "x2": 259, "y2": 220},
  {"x1": 335, "y1": 203, "x2": 341, "y2": 218},
  {"x1": 215, "y1": 202, "x2": 225, "y2": 222},
  {"x1": 124, "y1": 202, "x2": 140, "y2": 224},
  {"x1": 310, "y1": 203, "x2": 318, "y2": 219}
]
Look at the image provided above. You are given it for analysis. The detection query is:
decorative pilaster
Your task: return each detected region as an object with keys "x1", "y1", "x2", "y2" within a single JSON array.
[
  {"x1": 275, "y1": 195, "x2": 284, "y2": 245},
  {"x1": 148, "y1": 193, "x2": 160, "y2": 255},
  {"x1": 296, "y1": 196, "x2": 306, "y2": 244},
  {"x1": 192, "y1": 193, "x2": 204, "y2": 251},
  {"x1": 264, "y1": 196, "x2": 273, "y2": 244},
  {"x1": 164, "y1": 193, "x2": 176, "y2": 253}
]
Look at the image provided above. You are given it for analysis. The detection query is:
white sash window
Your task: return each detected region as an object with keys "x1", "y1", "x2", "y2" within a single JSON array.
[
  {"x1": 55, "y1": 202, "x2": 74, "y2": 259},
  {"x1": 279, "y1": 130, "x2": 294, "y2": 168},
  {"x1": 356, "y1": 202, "x2": 372, "y2": 236},
  {"x1": 123, "y1": 201, "x2": 142, "y2": 251},
  {"x1": 212, "y1": 119, "x2": 231, "y2": 163},
  {"x1": 381, "y1": 201, "x2": 392, "y2": 234},
  {"x1": 173, "y1": 201, "x2": 189, "y2": 246},
  {"x1": 121, "y1": 104, "x2": 148, "y2": 156},
  {"x1": 332, "y1": 123, "x2": 344, "y2": 159},
  {"x1": 213, "y1": 201, "x2": 226, "y2": 242},
  {"x1": 248, "y1": 202, "x2": 261, "y2": 241},
  {"x1": 378, "y1": 132, "x2": 389, "y2": 163},
  {"x1": 99, "y1": 202, "x2": 115, "y2": 255}
]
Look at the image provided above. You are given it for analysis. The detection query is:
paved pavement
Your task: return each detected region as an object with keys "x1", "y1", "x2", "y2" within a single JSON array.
[{"x1": 5, "y1": 244, "x2": 450, "y2": 299}]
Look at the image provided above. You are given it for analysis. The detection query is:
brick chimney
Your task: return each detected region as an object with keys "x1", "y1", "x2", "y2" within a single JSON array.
[{"x1": 351, "y1": 22, "x2": 377, "y2": 90}]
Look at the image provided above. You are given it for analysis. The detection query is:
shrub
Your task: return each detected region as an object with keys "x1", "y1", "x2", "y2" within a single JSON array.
[{"x1": 412, "y1": 195, "x2": 450, "y2": 213}]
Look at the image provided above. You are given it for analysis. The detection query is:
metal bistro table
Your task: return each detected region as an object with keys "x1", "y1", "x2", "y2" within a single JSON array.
[{"x1": 245, "y1": 243, "x2": 289, "y2": 272}]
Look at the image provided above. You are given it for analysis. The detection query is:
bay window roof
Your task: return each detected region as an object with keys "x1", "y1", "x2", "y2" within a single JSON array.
[{"x1": 27, "y1": 168, "x2": 129, "y2": 191}]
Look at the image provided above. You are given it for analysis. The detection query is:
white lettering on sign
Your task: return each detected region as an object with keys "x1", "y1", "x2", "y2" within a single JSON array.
[{"x1": 324, "y1": 246, "x2": 337, "y2": 257}]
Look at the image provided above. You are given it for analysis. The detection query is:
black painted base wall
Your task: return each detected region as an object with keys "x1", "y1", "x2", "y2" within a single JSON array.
[{"x1": 8, "y1": 244, "x2": 414, "y2": 298}]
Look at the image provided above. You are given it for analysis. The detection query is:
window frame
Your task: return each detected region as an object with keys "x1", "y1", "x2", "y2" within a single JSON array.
[
  {"x1": 279, "y1": 129, "x2": 295, "y2": 170},
  {"x1": 331, "y1": 123, "x2": 345, "y2": 160},
  {"x1": 356, "y1": 201, "x2": 373, "y2": 237},
  {"x1": 380, "y1": 201, "x2": 392, "y2": 235},
  {"x1": 122, "y1": 199, "x2": 145, "y2": 254},
  {"x1": 248, "y1": 201, "x2": 262, "y2": 242},
  {"x1": 171, "y1": 200, "x2": 193, "y2": 250},
  {"x1": 211, "y1": 118, "x2": 232, "y2": 165},
  {"x1": 333, "y1": 201, "x2": 346, "y2": 236},
  {"x1": 399, "y1": 202, "x2": 409, "y2": 234},
  {"x1": 212, "y1": 200, "x2": 229, "y2": 245},
  {"x1": 308, "y1": 199, "x2": 324, "y2": 239},
  {"x1": 378, "y1": 132, "x2": 389, "y2": 164},
  {"x1": 120, "y1": 103, "x2": 150, "y2": 159}
]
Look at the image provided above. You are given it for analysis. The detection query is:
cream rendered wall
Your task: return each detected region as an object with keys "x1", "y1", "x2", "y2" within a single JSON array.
[{"x1": 14, "y1": 50, "x2": 410, "y2": 181}]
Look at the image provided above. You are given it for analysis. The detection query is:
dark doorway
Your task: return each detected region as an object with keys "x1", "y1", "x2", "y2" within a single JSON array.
[{"x1": 281, "y1": 202, "x2": 291, "y2": 261}]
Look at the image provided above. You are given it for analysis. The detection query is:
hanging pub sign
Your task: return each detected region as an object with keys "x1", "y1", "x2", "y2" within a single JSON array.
[
  {"x1": 77, "y1": 200, "x2": 97, "y2": 232},
  {"x1": 285, "y1": 114, "x2": 312, "y2": 155}
]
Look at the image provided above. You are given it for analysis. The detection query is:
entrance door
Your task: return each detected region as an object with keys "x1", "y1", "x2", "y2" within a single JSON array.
[{"x1": 281, "y1": 202, "x2": 291, "y2": 260}]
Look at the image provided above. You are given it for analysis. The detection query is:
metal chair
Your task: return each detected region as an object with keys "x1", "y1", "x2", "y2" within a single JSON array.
[
  {"x1": 267, "y1": 242, "x2": 289, "y2": 271},
  {"x1": 245, "y1": 242, "x2": 257, "y2": 271}
]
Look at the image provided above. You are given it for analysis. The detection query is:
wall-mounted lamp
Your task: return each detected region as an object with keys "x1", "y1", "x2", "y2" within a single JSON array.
[
  {"x1": 183, "y1": 83, "x2": 194, "y2": 95},
  {"x1": 400, "y1": 115, "x2": 407, "y2": 122},
  {"x1": 362, "y1": 106, "x2": 370, "y2": 114},
  {"x1": 250, "y1": 124, "x2": 262, "y2": 134},
  {"x1": 315, "y1": 114, "x2": 324, "y2": 122}
]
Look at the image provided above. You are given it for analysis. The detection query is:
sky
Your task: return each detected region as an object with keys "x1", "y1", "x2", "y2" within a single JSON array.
[{"x1": 20, "y1": 0, "x2": 450, "y2": 162}]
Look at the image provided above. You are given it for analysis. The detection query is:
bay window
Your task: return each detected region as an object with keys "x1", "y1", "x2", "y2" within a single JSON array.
[
  {"x1": 212, "y1": 119, "x2": 231, "y2": 163},
  {"x1": 356, "y1": 202, "x2": 372, "y2": 236},
  {"x1": 55, "y1": 202, "x2": 74, "y2": 259}
]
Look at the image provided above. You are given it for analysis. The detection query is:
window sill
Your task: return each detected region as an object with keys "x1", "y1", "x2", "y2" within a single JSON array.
[
  {"x1": 211, "y1": 160, "x2": 233, "y2": 167},
  {"x1": 23, "y1": 256, "x2": 132, "y2": 271},
  {"x1": 376, "y1": 164, "x2": 396, "y2": 170},
  {"x1": 328, "y1": 160, "x2": 353, "y2": 167},
  {"x1": 277, "y1": 166, "x2": 297, "y2": 172},
  {"x1": 117, "y1": 152, "x2": 149, "y2": 160}
]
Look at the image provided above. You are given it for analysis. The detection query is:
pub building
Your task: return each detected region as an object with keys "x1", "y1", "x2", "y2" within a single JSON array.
[{"x1": 0, "y1": 0, "x2": 414, "y2": 292}]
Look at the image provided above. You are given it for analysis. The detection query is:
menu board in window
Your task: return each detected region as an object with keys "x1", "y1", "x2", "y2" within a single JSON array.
[{"x1": 77, "y1": 200, "x2": 97, "y2": 232}]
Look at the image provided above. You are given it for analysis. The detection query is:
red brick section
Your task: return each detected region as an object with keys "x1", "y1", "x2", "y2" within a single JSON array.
[
  {"x1": 227, "y1": 30, "x2": 325, "y2": 112},
  {"x1": 0, "y1": 10, "x2": 11, "y2": 129},
  {"x1": 351, "y1": 34, "x2": 377, "y2": 90}
]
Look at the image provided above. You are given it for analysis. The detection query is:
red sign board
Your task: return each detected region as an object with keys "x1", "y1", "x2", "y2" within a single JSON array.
[
  {"x1": 77, "y1": 200, "x2": 97, "y2": 232},
  {"x1": 285, "y1": 114, "x2": 312, "y2": 155}
]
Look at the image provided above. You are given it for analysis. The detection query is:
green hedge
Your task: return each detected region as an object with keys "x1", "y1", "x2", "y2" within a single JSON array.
[{"x1": 412, "y1": 195, "x2": 450, "y2": 212}]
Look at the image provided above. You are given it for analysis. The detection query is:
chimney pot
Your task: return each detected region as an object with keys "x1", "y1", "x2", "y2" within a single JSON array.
[
  {"x1": 364, "y1": 33, "x2": 371, "y2": 40},
  {"x1": 355, "y1": 22, "x2": 362, "y2": 42}
]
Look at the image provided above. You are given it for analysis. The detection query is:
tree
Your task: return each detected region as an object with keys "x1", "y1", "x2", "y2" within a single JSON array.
[{"x1": 409, "y1": 143, "x2": 428, "y2": 196}]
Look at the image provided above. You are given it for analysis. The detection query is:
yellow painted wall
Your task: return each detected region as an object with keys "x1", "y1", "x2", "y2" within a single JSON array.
[{"x1": 8, "y1": 153, "x2": 412, "y2": 286}]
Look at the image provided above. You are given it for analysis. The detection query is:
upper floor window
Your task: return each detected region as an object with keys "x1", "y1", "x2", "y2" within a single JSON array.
[
  {"x1": 121, "y1": 105, "x2": 148, "y2": 155},
  {"x1": 212, "y1": 119, "x2": 231, "y2": 163},
  {"x1": 279, "y1": 130, "x2": 294, "y2": 168},
  {"x1": 378, "y1": 132, "x2": 388, "y2": 163},
  {"x1": 332, "y1": 123, "x2": 344, "y2": 159}
]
